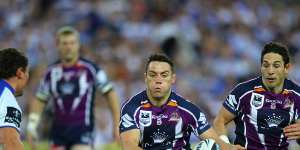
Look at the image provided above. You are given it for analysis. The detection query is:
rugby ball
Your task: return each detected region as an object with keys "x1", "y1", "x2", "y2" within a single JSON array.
[{"x1": 193, "y1": 139, "x2": 221, "y2": 150}]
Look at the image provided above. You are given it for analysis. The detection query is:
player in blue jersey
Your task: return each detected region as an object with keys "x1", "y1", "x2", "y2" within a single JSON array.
[
  {"x1": 119, "y1": 53, "x2": 244, "y2": 150},
  {"x1": 26, "y1": 26, "x2": 120, "y2": 150},
  {"x1": 0, "y1": 48, "x2": 29, "y2": 150},
  {"x1": 214, "y1": 42, "x2": 300, "y2": 150}
]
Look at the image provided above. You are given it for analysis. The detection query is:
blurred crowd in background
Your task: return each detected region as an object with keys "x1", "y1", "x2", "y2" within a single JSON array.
[{"x1": 1, "y1": 0, "x2": 300, "y2": 148}]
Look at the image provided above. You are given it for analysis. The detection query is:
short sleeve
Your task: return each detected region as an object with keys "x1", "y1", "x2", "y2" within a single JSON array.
[
  {"x1": 95, "y1": 69, "x2": 113, "y2": 94},
  {"x1": 36, "y1": 74, "x2": 51, "y2": 102},
  {"x1": 223, "y1": 88, "x2": 240, "y2": 115},
  {"x1": 119, "y1": 102, "x2": 139, "y2": 133},
  {"x1": 192, "y1": 111, "x2": 211, "y2": 136},
  {"x1": 0, "y1": 98, "x2": 22, "y2": 131}
]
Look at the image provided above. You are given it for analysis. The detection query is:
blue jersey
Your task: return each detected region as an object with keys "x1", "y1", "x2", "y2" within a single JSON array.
[
  {"x1": 120, "y1": 90, "x2": 210, "y2": 150},
  {"x1": 36, "y1": 58, "x2": 112, "y2": 130},
  {"x1": 0, "y1": 80, "x2": 22, "y2": 132},
  {"x1": 223, "y1": 77, "x2": 300, "y2": 150}
]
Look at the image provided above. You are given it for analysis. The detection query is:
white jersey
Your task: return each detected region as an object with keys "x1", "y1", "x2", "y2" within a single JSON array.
[{"x1": 0, "y1": 80, "x2": 22, "y2": 132}]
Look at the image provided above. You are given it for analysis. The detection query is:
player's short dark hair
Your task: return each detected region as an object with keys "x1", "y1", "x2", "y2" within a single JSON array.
[
  {"x1": 0, "y1": 48, "x2": 28, "y2": 79},
  {"x1": 261, "y1": 42, "x2": 290, "y2": 65},
  {"x1": 145, "y1": 53, "x2": 174, "y2": 73}
]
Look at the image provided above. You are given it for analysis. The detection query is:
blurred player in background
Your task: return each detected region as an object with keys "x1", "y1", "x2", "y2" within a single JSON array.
[
  {"x1": 26, "y1": 26, "x2": 120, "y2": 150},
  {"x1": 119, "y1": 53, "x2": 245, "y2": 150},
  {"x1": 0, "y1": 48, "x2": 29, "y2": 150},
  {"x1": 214, "y1": 42, "x2": 300, "y2": 150}
]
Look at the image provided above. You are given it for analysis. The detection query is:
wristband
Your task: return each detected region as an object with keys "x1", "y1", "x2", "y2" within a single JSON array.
[
  {"x1": 219, "y1": 135, "x2": 230, "y2": 143},
  {"x1": 27, "y1": 113, "x2": 41, "y2": 138}
]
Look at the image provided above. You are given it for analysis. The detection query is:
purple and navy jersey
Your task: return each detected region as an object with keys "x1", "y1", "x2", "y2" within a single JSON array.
[
  {"x1": 223, "y1": 76, "x2": 300, "y2": 150},
  {"x1": 120, "y1": 90, "x2": 211, "y2": 150},
  {"x1": 36, "y1": 58, "x2": 113, "y2": 129}
]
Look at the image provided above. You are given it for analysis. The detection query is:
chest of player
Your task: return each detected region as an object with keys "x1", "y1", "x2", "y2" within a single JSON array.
[
  {"x1": 136, "y1": 106, "x2": 189, "y2": 149},
  {"x1": 136, "y1": 107, "x2": 186, "y2": 128},
  {"x1": 241, "y1": 92, "x2": 297, "y2": 135},
  {"x1": 50, "y1": 68, "x2": 93, "y2": 97},
  {"x1": 245, "y1": 92, "x2": 295, "y2": 111}
]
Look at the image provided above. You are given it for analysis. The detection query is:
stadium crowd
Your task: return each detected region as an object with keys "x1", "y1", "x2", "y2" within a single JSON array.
[{"x1": 1, "y1": 0, "x2": 300, "y2": 149}]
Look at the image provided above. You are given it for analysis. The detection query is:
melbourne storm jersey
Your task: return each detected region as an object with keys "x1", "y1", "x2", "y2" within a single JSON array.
[
  {"x1": 0, "y1": 80, "x2": 22, "y2": 132},
  {"x1": 120, "y1": 90, "x2": 211, "y2": 150},
  {"x1": 223, "y1": 77, "x2": 300, "y2": 150},
  {"x1": 36, "y1": 58, "x2": 112, "y2": 129}
]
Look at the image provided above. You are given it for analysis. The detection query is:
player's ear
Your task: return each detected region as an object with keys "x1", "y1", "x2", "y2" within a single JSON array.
[
  {"x1": 15, "y1": 67, "x2": 25, "y2": 79},
  {"x1": 172, "y1": 73, "x2": 176, "y2": 84},
  {"x1": 144, "y1": 72, "x2": 147, "y2": 81},
  {"x1": 284, "y1": 63, "x2": 291, "y2": 74}
]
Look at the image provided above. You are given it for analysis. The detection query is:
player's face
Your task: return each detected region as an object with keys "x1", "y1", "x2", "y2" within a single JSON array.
[
  {"x1": 261, "y1": 52, "x2": 289, "y2": 92},
  {"x1": 145, "y1": 61, "x2": 175, "y2": 100},
  {"x1": 57, "y1": 34, "x2": 80, "y2": 63},
  {"x1": 15, "y1": 67, "x2": 29, "y2": 97}
]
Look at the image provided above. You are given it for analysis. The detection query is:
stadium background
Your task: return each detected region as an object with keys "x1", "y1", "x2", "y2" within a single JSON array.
[{"x1": 1, "y1": 0, "x2": 300, "y2": 149}]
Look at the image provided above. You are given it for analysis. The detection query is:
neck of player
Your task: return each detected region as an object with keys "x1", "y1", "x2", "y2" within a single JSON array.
[
  {"x1": 263, "y1": 79, "x2": 284, "y2": 94},
  {"x1": 147, "y1": 90, "x2": 171, "y2": 107},
  {"x1": 62, "y1": 55, "x2": 79, "y2": 67}
]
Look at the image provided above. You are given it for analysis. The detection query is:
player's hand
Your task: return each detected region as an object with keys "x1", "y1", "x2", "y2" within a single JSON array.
[
  {"x1": 27, "y1": 113, "x2": 40, "y2": 139},
  {"x1": 284, "y1": 121, "x2": 300, "y2": 140},
  {"x1": 231, "y1": 144, "x2": 246, "y2": 150}
]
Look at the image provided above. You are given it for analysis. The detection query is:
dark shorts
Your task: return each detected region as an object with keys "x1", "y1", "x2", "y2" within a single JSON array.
[{"x1": 50, "y1": 125, "x2": 93, "y2": 149}]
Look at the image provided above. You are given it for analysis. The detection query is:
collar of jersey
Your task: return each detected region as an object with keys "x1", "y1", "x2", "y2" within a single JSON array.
[
  {"x1": 0, "y1": 79, "x2": 15, "y2": 94},
  {"x1": 142, "y1": 92, "x2": 178, "y2": 109},
  {"x1": 255, "y1": 76, "x2": 289, "y2": 95}
]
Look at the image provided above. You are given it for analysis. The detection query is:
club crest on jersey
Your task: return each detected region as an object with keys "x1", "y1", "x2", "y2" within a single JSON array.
[
  {"x1": 250, "y1": 93, "x2": 264, "y2": 109},
  {"x1": 169, "y1": 112, "x2": 180, "y2": 122},
  {"x1": 284, "y1": 98, "x2": 294, "y2": 109},
  {"x1": 139, "y1": 110, "x2": 152, "y2": 127}
]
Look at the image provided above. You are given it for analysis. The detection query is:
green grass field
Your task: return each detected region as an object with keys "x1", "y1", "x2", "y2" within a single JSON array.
[{"x1": 23, "y1": 141, "x2": 121, "y2": 150}]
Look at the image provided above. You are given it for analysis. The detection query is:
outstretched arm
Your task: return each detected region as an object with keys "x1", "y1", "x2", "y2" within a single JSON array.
[{"x1": 213, "y1": 106, "x2": 236, "y2": 142}]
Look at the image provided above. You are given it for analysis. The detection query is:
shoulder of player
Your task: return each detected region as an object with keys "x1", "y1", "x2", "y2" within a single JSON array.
[
  {"x1": 44, "y1": 60, "x2": 61, "y2": 74},
  {"x1": 78, "y1": 58, "x2": 106, "y2": 75},
  {"x1": 285, "y1": 79, "x2": 300, "y2": 96},
  {"x1": 171, "y1": 92, "x2": 201, "y2": 116},
  {"x1": 230, "y1": 76, "x2": 260, "y2": 96},
  {"x1": 0, "y1": 87, "x2": 17, "y2": 102},
  {"x1": 121, "y1": 90, "x2": 146, "y2": 114}
]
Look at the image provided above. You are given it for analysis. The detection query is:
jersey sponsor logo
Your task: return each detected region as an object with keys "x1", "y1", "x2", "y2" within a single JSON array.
[
  {"x1": 265, "y1": 99, "x2": 282, "y2": 104},
  {"x1": 121, "y1": 113, "x2": 134, "y2": 128},
  {"x1": 250, "y1": 93, "x2": 264, "y2": 109},
  {"x1": 153, "y1": 114, "x2": 167, "y2": 125},
  {"x1": 139, "y1": 110, "x2": 152, "y2": 127},
  {"x1": 4, "y1": 107, "x2": 21, "y2": 128}
]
